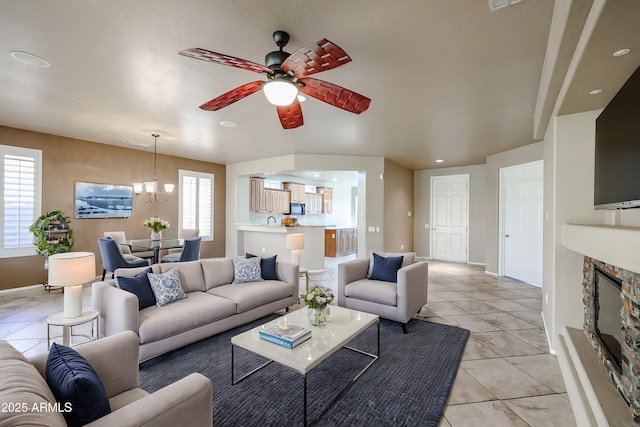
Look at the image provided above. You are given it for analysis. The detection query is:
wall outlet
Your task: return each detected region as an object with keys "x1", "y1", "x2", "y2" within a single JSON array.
[
  {"x1": 262, "y1": 247, "x2": 266, "y2": 254},
  {"x1": 408, "y1": 211, "x2": 412, "y2": 217},
  {"x1": 545, "y1": 293, "x2": 548, "y2": 304},
  {"x1": 400, "y1": 244, "x2": 404, "y2": 250},
  {"x1": 424, "y1": 223, "x2": 429, "y2": 229},
  {"x1": 375, "y1": 226, "x2": 380, "y2": 232},
  {"x1": 367, "y1": 226, "x2": 376, "y2": 232}
]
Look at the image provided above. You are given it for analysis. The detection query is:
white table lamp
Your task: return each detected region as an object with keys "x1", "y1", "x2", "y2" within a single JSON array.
[
  {"x1": 286, "y1": 233, "x2": 305, "y2": 266},
  {"x1": 48, "y1": 252, "x2": 96, "y2": 319}
]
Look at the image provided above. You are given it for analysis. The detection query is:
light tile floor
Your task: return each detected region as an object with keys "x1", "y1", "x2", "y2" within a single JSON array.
[{"x1": 0, "y1": 258, "x2": 575, "y2": 426}]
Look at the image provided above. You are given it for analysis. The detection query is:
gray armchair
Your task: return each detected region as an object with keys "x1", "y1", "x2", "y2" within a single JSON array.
[
  {"x1": 338, "y1": 256, "x2": 428, "y2": 333},
  {"x1": 12, "y1": 331, "x2": 213, "y2": 426}
]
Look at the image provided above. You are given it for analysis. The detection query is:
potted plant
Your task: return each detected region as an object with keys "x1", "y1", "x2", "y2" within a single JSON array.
[{"x1": 29, "y1": 210, "x2": 74, "y2": 266}]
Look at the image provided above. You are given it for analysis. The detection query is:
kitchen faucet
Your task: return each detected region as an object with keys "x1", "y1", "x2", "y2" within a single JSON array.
[{"x1": 267, "y1": 216, "x2": 276, "y2": 224}]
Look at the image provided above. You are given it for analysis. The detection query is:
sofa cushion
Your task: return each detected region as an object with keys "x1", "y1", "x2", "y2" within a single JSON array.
[
  {"x1": 232, "y1": 257, "x2": 263, "y2": 284},
  {"x1": 201, "y1": 258, "x2": 235, "y2": 290},
  {"x1": 246, "y1": 253, "x2": 279, "y2": 280},
  {"x1": 117, "y1": 267, "x2": 156, "y2": 310},
  {"x1": 369, "y1": 253, "x2": 404, "y2": 283},
  {"x1": 0, "y1": 340, "x2": 66, "y2": 427},
  {"x1": 45, "y1": 343, "x2": 111, "y2": 427},
  {"x1": 345, "y1": 279, "x2": 398, "y2": 306},
  {"x1": 158, "y1": 260, "x2": 205, "y2": 293},
  {"x1": 148, "y1": 268, "x2": 187, "y2": 307},
  {"x1": 368, "y1": 251, "x2": 416, "y2": 277},
  {"x1": 207, "y1": 281, "x2": 293, "y2": 313},
  {"x1": 138, "y1": 292, "x2": 237, "y2": 344}
]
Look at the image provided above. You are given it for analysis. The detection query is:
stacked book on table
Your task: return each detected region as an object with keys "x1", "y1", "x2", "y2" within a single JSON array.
[{"x1": 259, "y1": 323, "x2": 311, "y2": 349}]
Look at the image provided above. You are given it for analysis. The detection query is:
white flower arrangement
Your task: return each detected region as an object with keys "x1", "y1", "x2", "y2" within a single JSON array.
[
  {"x1": 143, "y1": 217, "x2": 170, "y2": 232},
  {"x1": 300, "y1": 285, "x2": 334, "y2": 309}
]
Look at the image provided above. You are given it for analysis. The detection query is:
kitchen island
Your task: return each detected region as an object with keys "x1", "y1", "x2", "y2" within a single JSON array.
[{"x1": 236, "y1": 224, "x2": 326, "y2": 270}]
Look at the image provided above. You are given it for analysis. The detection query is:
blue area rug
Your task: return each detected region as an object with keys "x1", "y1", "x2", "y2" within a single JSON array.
[{"x1": 139, "y1": 315, "x2": 469, "y2": 426}]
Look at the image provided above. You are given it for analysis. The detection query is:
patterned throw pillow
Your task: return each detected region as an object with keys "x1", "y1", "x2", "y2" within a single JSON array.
[
  {"x1": 147, "y1": 268, "x2": 187, "y2": 307},
  {"x1": 233, "y1": 257, "x2": 264, "y2": 284}
]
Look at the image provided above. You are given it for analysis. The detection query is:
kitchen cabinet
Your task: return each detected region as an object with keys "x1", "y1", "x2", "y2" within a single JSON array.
[
  {"x1": 325, "y1": 227, "x2": 357, "y2": 257},
  {"x1": 264, "y1": 188, "x2": 290, "y2": 213},
  {"x1": 283, "y1": 182, "x2": 306, "y2": 203},
  {"x1": 317, "y1": 187, "x2": 333, "y2": 214},
  {"x1": 250, "y1": 177, "x2": 265, "y2": 212},
  {"x1": 305, "y1": 193, "x2": 323, "y2": 214}
]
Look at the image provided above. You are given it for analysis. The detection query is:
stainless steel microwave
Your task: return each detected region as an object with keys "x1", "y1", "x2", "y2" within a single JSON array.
[{"x1": 286, "y1": 203, "x2": 305, "y2": 215}]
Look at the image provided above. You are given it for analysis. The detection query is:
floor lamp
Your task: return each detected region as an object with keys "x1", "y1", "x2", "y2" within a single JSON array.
[
  {"x1": 48, "y1": 252, "x2": 95, "y2": 318},
  {"x1": 286, "y1": 233, "x2": 305, "y2": 266}
]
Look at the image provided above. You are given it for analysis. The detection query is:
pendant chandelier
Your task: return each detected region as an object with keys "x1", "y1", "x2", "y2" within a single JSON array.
[{"x1": 133, "y1": 133, "x2": 174, "y2": 203}]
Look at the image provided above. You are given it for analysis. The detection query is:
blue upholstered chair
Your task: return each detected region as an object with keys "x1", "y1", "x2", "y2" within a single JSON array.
[
  {"x1": 97, "y1": 237, "x2": 149, "y2": 280},
  {"x1": 161, "y1": 237, "x2": 201, "y2": 263}
]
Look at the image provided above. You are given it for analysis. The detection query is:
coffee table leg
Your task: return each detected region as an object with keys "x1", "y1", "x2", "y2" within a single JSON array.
[{"x1": 303, "y1": 374, "x2": 308, "y2": 427}]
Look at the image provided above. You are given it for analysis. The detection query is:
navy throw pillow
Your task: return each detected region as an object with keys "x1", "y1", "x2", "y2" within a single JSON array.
[
  {"x1": 369, "y1": 253, "x2": 404, "y2": 283},
  {"x1": 45, "y1": 343, "x2": 111, "y2": 427},
  {"x1": 117, "y1": 267, "x2": 156, "y2": 310},
  {"x1": 246, "y1": 253, "x2": 278, "y2": 280}
]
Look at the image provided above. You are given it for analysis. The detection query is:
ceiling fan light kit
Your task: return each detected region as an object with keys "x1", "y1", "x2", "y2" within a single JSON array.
[{"x1": 178, "y1": 30, "x2": 371, "y2": 129}]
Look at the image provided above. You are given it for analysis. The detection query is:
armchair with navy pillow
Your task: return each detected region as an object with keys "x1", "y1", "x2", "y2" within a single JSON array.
[{"x1": 337, "y1": 251, "x2": 428, "y2": 333}]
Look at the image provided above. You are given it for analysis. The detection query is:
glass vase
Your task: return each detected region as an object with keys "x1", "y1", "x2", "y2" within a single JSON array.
[
  {"x1": 150, "y1": 230, "x2": 162, "y2": 240},
  {"x1": 308, "y1": 305, "x2": 331, "y2": 326}
]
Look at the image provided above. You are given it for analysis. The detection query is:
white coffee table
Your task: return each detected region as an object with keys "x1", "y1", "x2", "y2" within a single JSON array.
[
  {"x1": 46, "y1": 310, "x2": 99, "y2": 349},
  {"x1": 231, "y1": 306, "x2": 379, "y2": 426}
]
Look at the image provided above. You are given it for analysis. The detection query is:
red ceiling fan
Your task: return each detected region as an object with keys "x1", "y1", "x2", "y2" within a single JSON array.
[{"x1": 178, "y1": 31, "x2": 371, "y2": 129}]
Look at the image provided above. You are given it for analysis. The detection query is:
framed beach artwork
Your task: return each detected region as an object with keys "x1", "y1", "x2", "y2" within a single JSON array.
[{"x1": 74, "y1": 181, "x2": 133, "y2": 219}]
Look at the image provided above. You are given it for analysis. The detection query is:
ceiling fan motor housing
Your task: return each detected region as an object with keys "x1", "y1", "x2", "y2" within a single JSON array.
[{"x1": 265, "y1": 50, "x2": 290, "y2": 70}]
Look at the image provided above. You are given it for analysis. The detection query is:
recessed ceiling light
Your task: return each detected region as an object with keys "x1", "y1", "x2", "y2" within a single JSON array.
[
  {"x1": 613, "y1": 48, "x2": 631, "y2": 57},
  {"x1": 435, "y1": 159, "x2": 444, "y2": 163},
  {"x1": 589, "y1": 89, "x2": 603, "y2": 95},
  {"x1": 314, "y1": 173, "x2": 320, "y2": 178},
  {"x1": 10, "y1": 51, "x2": 50, "y2": 68},
  {"x1": 332, "y1": 177, "x2": 338, "y2": 182},
  {"x1": 297, "y1": 95, "x2": 306, "y2": 103},
  {"x1": 220, "y1": 120, "x2": 238, "y2": 128}
]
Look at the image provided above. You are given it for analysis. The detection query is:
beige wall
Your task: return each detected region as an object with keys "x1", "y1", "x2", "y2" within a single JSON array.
[
  {"x1": 383, "y1": 159, "x2": 414, "y2": 252},
  {"x1": 413, "y1": 164, "x2": 486, "y2": 263},
  {"x1": 485, "y1": 142, "x2": 544, "y2": 274},
  {"x1": 0, "y1": 126, "x2": 226, "y2": 290}
]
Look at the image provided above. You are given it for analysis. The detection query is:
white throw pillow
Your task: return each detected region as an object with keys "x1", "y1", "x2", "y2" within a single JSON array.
[
  {"x1": 147, "y1": 268, "x2": 187, "y2": 307},
  {"x1": 232, "y1": 257, "x2": 264, "y2": 284}
]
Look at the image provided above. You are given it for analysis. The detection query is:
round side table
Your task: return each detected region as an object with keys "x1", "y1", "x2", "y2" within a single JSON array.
[{"x1": 46, "y1": 310, "x2": 99, "y2": 349}]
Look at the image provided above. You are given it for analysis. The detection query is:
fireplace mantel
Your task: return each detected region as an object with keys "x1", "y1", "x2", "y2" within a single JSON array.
[{"x1": 562, "y1": 224, "x2": 640, "y2": 274}]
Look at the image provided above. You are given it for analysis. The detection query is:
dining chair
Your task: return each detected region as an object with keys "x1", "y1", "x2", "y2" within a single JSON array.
[
  {"x1": 167, "y1": 229, "x2": 200, "y2": 255},
  {"x1": 161, "y1": 237, "x2": 202, "y2": 263},
  {"x1": 103, "y1": 230, "x2": 154, "y2": 260},
  {"x1": 97, "y1": 237, "x2": 150, "y2": 280}
]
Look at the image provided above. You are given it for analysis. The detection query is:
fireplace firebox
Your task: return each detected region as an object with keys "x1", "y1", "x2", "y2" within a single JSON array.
[{"x1": 593, "y1": 266, "x2": 623, "y2": 374}]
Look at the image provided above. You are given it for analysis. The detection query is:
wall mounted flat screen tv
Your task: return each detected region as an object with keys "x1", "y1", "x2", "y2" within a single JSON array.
[
  {"x1": 594, "y1": 65, "x2": 640, "y2": 209},
  {"x1": 75, "y1": 182, "x2": 133, "y2": 219}
]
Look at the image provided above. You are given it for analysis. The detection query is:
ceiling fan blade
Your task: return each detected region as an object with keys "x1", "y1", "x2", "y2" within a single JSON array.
[
  {"x1": 178, "y1": 48, "x2": 273, "y2": 74},
  {"x1": 299, "y1": 78, "x2": 371, "y2": 114},
  {"x1": 199, "y1": 81, "x2": 263, "y2": 111},
  {"x1": 281, "y1": 39, "x2": 351, "y2": 78},
  {"x1": 276, "y1": 100, "x2": 303, "y2": 129}
]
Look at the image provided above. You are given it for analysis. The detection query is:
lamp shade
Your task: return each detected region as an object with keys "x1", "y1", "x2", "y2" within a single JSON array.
[
  {"x1": 286, "y1": 233, "x2": 305, "y2": 250},
  {"x1": 263, "y1": 80, "x2": 298, "y2": 106},
  {"x1": 48, "y1": 252, "x2": 96, "y2": 286}
]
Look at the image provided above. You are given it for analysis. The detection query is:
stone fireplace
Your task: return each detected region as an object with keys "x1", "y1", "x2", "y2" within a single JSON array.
[{"x1": 583, "y1": 256, "x2": 640, "y2": 421}]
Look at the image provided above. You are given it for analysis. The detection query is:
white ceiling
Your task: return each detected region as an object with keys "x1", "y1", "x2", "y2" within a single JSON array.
[{"x1": 0, "y1": 0, "x2": 638, "y2": 170}]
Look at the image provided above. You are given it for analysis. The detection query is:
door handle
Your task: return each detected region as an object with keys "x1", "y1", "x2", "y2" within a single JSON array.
[{"x1": 505, "y1": 234, "x2": 510, "y2": 237}]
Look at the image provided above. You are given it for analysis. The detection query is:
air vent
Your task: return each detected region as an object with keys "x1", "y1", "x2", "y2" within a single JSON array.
[{"x1": 488, "y1": 0, "x2": 523, "y2": 11}]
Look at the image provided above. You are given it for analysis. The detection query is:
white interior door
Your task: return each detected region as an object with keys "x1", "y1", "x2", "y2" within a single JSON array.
[
  {"x1": 431, "y1": 174, "x2": 469, "y2": 263},
  {"x1": 500, "y1": 160, "x2": 543, "y2": 286}
]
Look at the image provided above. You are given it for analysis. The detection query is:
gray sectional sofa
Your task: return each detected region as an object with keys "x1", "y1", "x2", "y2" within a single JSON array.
[{"x1": 92, "y1": 258, "x2": 299, "y2": 361}]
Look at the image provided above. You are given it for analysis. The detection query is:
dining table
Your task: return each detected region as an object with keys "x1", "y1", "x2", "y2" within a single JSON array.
[{"x1": 124, "y1": 238, "x2": 184, "y2": 264}]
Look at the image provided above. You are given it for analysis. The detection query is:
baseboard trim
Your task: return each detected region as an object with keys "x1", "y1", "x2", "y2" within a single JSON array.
[
  {"x1": 541, "y1": 310, "x2": 556, "y2": 355},
  {"x1": 0, "y1": 283, "x2": 44, "y2": 294},
  {"x1": 484, "y1": 270, "x2": 498, "y2": 276},
  {"x1": 468, "y1": 261, "x2": 486, "y2": 266}
]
